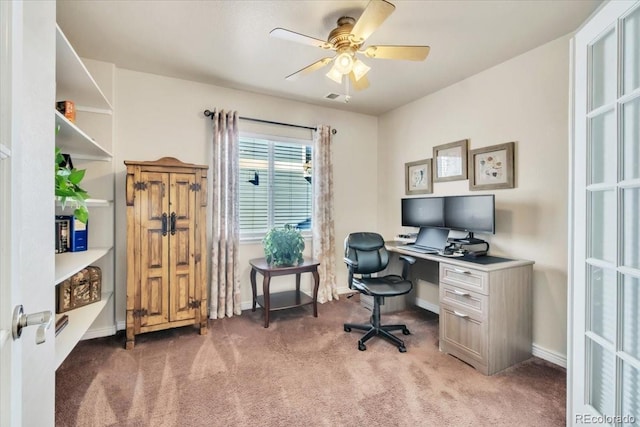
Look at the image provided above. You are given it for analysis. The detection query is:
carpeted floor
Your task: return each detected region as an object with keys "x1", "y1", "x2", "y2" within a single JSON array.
[{"x1": 56, "y1": 296, "x2": 566, "y2": 426}]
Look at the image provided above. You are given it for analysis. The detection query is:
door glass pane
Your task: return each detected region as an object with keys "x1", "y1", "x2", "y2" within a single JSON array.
[
  {"x1": 589, "y1": 190, "x2": 617, "y2": 263},
  {"x1": 622, "y1": 361, "x2": 639, "y2": 426},
  {"x1": 588, "y1": 265, "x2": 617, "y2": 343},
  {"x1": 590, "y1": 110, "x2": 617, "y2": 184},
  {"x1": 622, "y1": 274, "x2": 640, "y2": 359},
  {"x1": 623, "y1": 6, "x2": 640, "y2": 95},
  {"x1": 623, "y1": 188, "x2": 640, "y2": 269},
  {"x1": 587, "y1": 339, "x2": 616, "y2": 417},
  {"x1": 591, "y1": 29, "x2": 617, "y2": 109},
  {"x1": 623, "y1": 98, "x2": 640, "y2": 181}
]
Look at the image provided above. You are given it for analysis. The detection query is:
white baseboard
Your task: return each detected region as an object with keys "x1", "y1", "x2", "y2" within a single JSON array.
[
  {"x1": 532, "y1": 343, "x2": 567, "y2": 368},
  {"x1": 82, "y1": 325, "x2": 117, "y2": 340},
  {"x1": 414, "y1": 297, "x2": 439, "y2": 314}
]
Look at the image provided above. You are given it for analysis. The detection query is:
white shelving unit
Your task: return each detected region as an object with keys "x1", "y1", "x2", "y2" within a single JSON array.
[{"x1": 54, "y1": 23, "x2": 115, "y2": 368}]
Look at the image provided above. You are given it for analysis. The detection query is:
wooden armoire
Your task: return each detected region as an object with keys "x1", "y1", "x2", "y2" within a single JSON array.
[{"x1": 124, "y1": 157, "x2": 208, "y2": 349}]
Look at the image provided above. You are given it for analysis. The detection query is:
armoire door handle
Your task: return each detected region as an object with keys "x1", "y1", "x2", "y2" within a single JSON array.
[
  {"x1": 170, "y1": 212, "x2": 177, "y2": 235},
  {"x1": 161, "y1": 213, "x2": 168, "y2": 236}
]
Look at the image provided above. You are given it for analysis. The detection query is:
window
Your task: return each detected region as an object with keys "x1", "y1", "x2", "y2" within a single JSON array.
[{"x1": 239, "y1": 134, "x2": 313, "y2": 238}]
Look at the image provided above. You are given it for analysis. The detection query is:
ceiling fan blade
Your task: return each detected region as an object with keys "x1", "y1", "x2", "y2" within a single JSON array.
[
  {"x1": 350, "y1": 0, "x2": 396, "y2": 44},
  {"x1": 349, "y1": 71, "x2": 370, "y2": 91},
  {"x1": 270, "y1": 28, "x2": 332, "y2": 49},
  {"x1": 363, "y1": 45, "x2": 431, "y2": 61},
  {"x1": 285, "y1": 57, "x2": 334, "y2": 81}
]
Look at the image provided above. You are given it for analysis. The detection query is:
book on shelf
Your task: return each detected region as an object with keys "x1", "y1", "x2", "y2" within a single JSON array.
[
  {"x1": 55, "y1": 314, "x2": 69, "y2": 336},
  {"x1": 55, "y1": 217, "x2": 70, "y2": 254},
  {"x1": 55, "y1": 215, "x2": 88, "y2": 252}
]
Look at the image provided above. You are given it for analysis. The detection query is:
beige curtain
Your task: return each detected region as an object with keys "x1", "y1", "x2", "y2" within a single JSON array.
[
  {"x1": 210, "y1": 109, "x2": 241, "y2": 318},
  {"x1": 312, "y1": 125, "x2": 338, "y2": 302}
]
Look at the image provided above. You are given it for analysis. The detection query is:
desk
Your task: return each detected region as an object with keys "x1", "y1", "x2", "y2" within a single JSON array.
[
  {"x1": 386, "y1": 241, "x2": 534, "y2": 375},
  {"x1": 249, "y1": 258, "x2": 320, "y2": 328}
]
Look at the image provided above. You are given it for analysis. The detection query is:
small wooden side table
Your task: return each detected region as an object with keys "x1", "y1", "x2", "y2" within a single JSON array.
[{"x1": 249, "y1": 257, "x2": 320, "y2": 328}]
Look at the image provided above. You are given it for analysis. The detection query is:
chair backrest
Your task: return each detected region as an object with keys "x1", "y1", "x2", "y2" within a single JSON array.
[{"x1": 344, "y1": 232, "x2": 389, "y2": 274}]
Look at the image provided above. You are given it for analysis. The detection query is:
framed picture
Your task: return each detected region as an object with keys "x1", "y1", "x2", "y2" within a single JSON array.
[
  {"x1": 468, "y1": 142, "x2": 515, "y2": 190},
  {"x1": 433, "y1": 139, "x2": 468, "y2": 182},
  {"x1": 405, "y1": 158, "x2": 433, "y2": 195}
]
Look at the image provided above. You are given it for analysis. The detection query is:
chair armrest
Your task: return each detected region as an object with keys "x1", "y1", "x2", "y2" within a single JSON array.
[
  {"x1": 398, "y1": 255, "x2": 416, "y2": 280},
  {"x1": 343, "y1": 257, "x2": 359, "y2": 269},
  {"x1": 399, "y1": 255, "x2": 416, "y2": 265}
]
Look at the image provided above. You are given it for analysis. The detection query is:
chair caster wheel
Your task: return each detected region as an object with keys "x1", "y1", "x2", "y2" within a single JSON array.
[
  {"x1": 398, "y1": 346, "x2": 407, "y2": 353},
  {"x1": 402, "y1": 328, "x2": 410, "y2": 335},
  {"x1": 344, "y1": 326, "x2": 351, "y2": 332},
  {"x1": 358, "y1": 342, "x2": 366, "y2": 351}
]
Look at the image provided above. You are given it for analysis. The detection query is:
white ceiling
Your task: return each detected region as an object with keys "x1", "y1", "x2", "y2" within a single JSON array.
[{"x1": 56, "y1": 0, "x2": 601, "y2": 116}]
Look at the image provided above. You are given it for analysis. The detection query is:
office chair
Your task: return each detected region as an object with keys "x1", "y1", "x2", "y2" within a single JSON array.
[{"x1": 343, "y1": 232, "x2": 416, "y2": 352}]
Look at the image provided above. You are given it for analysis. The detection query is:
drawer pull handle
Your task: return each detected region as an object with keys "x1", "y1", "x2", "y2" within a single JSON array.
[
  {"x1": 453, "y1": 289, "x2": 470, "y2": 296},
  {"x1": 453, "y1": 310, "x2": 469, "y2": 318},
  {"x1": 453, "y1": 268, "x2": 470, "y2": 274}
]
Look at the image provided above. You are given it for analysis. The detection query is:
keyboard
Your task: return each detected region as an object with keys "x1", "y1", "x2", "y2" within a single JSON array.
[{"x1": 397, "y1": 244, "x2": 438, "y2": 254}]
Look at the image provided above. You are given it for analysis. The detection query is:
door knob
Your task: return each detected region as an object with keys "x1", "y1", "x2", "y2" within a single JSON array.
[{"x1": 12, "y1": 305, "x2": 53, "y2": 344}]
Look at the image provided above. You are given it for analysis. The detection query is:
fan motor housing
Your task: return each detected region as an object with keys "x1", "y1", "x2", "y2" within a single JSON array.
[{"x1": 328, "y1": 17, "x2": 360, "y2": 50}]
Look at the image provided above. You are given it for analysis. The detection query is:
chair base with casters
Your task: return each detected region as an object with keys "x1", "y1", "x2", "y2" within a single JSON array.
[
  {"x1": 342, "y1": 232, "x2": 416, "y2": 353},
  {"x1": 344, "y1": 295, "x2": 411, "y2": 352}
]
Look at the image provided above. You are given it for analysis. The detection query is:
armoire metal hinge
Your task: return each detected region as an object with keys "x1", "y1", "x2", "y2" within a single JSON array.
[
  {"x1": 132, "y1": 309, "x2": 148, "y2": 317},
  {"x1": 134, "y1": 181, "x2": 148, "y2": 191},
  {"x1": 188, "y1": 300, "x2": 201, "y2": 309},
  {"x1": 190, "y1": 183, "x2": 201, "y2": 192}
]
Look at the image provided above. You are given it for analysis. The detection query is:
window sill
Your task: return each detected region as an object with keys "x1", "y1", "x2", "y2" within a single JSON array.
[{"x1": 240, "y1": 234, "x2": 312, "y2": 245}]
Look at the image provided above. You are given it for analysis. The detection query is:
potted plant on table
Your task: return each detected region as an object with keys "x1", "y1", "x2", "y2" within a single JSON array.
[{"x1": 262, "y1": 224, "x2": 305, "y2": 267}]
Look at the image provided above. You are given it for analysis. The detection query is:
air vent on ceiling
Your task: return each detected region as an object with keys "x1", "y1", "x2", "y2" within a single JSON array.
[{"x1": 325, "y1": 93, "x2": 340, "y2": 100}]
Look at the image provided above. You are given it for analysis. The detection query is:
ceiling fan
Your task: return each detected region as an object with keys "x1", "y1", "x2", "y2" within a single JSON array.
[{"x1": 270, "y1": 0, "x2": 430, "y2": 91}]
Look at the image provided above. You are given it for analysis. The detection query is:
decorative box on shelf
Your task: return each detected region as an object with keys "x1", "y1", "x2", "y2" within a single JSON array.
[{"x1": 56, "y1": 266, "x2": 102, "y2": 313}]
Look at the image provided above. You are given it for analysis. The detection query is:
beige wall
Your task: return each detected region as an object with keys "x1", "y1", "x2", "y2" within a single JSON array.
[
  {"x1": 377, "y1": 35, "x2": 571, "y2": 359},
  {"x1": 113, "y1": 69, "x2": 378, "y2": 326}
]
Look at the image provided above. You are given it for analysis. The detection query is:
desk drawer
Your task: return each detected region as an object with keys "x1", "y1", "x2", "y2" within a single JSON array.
[
  {"x1": 439, "y1": 303, "x2": 487, "y2": 365},
  {"x1": 440, "y1": 263, "x2": 488, "y2": 294},
  {"x1": 440, "y1": 284, "x2": 488, "y2": 320}
]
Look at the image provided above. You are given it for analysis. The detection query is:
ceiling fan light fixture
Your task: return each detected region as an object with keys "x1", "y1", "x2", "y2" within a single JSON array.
[
  {"x1": 326, "y1": 65, "x2": 343, "y2": 84},
  {"x1": 334, "y1": 51, "x2": 354, "y2": 74},
  {"x1": 352, "y1": 59, "x2": 371, "y2": 81}
]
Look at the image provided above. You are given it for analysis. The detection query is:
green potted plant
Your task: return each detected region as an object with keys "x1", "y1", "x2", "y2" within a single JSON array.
[
  {"x1": 55, "y1": 147, "x2": 90, "y2": 223},
  {"x1": 262, "y1": 224, "x2": 305, "y2": 267}
]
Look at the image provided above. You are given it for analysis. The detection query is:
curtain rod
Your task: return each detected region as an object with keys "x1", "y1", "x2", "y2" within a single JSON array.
[{"x1": 203, "y1": 109, "x2": 337, "y2": 134}]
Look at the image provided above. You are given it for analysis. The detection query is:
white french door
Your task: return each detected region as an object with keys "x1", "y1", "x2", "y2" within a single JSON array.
[
  {"x1": 571, "y1": 1, "x2": 640, "y2": 425},
  {"x1": 1, "y1": 1, "x2": 57, "y2": 426}
]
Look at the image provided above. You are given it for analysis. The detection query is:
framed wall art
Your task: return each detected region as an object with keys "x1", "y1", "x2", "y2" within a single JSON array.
[
  {"x1": 405, "y1": 158, "x2": 433, "y2": 195},
  {"x1": 468, "y1": 141, "x2": 515, "y2": 190},
  {"x1": 433, "y1": 139, "x2": 468, "y2": 182}
]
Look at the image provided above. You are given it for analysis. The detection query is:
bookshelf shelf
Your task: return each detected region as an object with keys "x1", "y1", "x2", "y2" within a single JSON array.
[
  {"x1": 56, "y1": 198, "x2": 113, "y2": 208},
  {"x1": 55, "y1": 291, "x2": 112, "y2": 369},
  {"x1": 55, "y1": 111, "x2": 112, "y2": 160},
  {"x1": 56, "y1": 24, "x2": 112, "y2": 111},
  {"x1": 55, "y1": 247, "x2": 112, "y2": 285}
]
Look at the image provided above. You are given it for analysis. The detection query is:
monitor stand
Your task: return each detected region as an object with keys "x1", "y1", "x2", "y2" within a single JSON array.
[{"x1": 452, "y1": 232, "x2": 486, "y2": 245}]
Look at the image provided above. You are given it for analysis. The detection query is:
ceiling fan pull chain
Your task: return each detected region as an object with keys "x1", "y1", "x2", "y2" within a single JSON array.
[{"x1": 344, "y1": 77, "x2": 351, "y2": 103}]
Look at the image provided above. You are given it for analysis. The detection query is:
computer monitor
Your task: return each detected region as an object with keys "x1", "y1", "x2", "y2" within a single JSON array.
[
  {"x1": 401, "y1": 197, "x2": 445, "y2": 227},
  {"x1": 444, "y1": 194, "x2": 495, "y2": 235}
]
